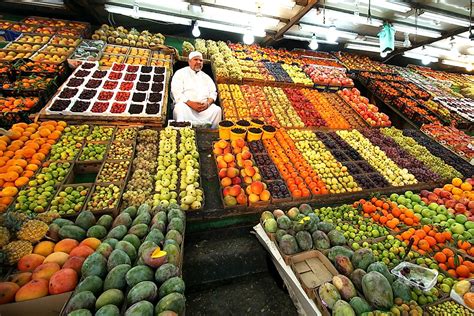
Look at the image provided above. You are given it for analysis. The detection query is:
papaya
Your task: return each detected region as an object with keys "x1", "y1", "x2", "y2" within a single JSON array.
[
  {"x1": 167, "y1": 208, "x2": 184, "y2": 221},
  {"x1": 333, "y1": 300, "x2": 356, "y2": 316},
  {"x1": 328, "y1": 246, "x2": 353, "y2": 262},
  {"x1": 59, "y1": 225, "x2": 86, "y2": 241},
  {"x1": 155, "y1": 263, "x2": 180, "y2": 284},
  {"x1": 122, "y1": 206, "x2": 137, "y2": 218},
  {"x1": 312, "y1": 230, "x2": 330, "y2": 250},
  {"x1": 75, "y1": 210, "x2": 96, "y2": 231},
  {"x1": 349, "y1": 269, "x2": 366, "y2": 292},
  {"x1": 351, "y1": 248, "x2": 375, "y2": 271},
  {"x1": 144, "y1": 229, "x2": 164, "y2": 246},
  {"x1": 295, "y1": 231, "x2": 312, "y2": 251},
  {"x1": 278, "y1": 234, "x2": 299, "y2": 255},
  {"x1": 112, "y1": 213, "x2": 132, "y2": 228},
  {"x1": 327, "y1": 230, "x2": 347, "y2": 246},
  {"x1": 165, "y1": 230, "x2": 183, "y2": 246},
  {"x1": 104, "y1": 264, "x2": 131, "y2": 291},
  {"x1": 102, "y1": 238, "x2": 118, "y2": 249},
  {"x1": 275, "y1": 229, "x2": 287, "y2": 243},
  {"x1": 115, "y1": 241, "x2": 137, "y2": 262},
  {"x1": 87, "y1": 225, "x2": 107, "y2": 239},
  {"x1": 158, "y1": 277, "x2": 185, "y2": 298},
  {"x1": 367, "y1": 262, "x2": 394, "y2": 284},
  {"x1": 81, "y1": 252, "x2": 107, "y2": 278},
  {"x1": 127, "y1": 281, "x2": 157, "y2": 306},
  {"x1": 164, "y1": 239, "x2": 179, "y2": 248},
  {"x1": 332, "y1": 274, "x2": 357, "y2": 301},
  {"x1": 47, "y1": 223, "x2": 60, "y2": 241},
  {"x1": 75, "y1": 275, "x2": 103, "y2": 296},
  {"x1": 318, "y1": 282, "x2": 340, "y2": 310},
  {"x1": 64, "y1": 291, "x2": 96, "y2": 315},
  {"x1": 107, "y1": 249, "x2": 131, "y2": 271},
  {"x1": 392, "y1": 279, "x2": 411, "y2": 302},
  {"x1": 155, "y1": 293, "x2": 185, "y2": 315},
  {"x1": 167, "y1": 218, "x2": 184, "y2": 234},
  {"x1": 97, "y1": 214, "x2": 114, "y2": 230},
  {"x1": 317, "y1": 222, "x2": 334, "y2": 234},
  {"x1": 152, "y1": 221, "x2": 166, "y2": 233},
  {"x1": 125, "y1": 301, "x2": 154, "y2": 316},
  {"x1": 95, "y1": 305, "x2": 120, "y2": 316},
  {"x1": 132, "y1": 212, "x2": 151, "y2": 226},
  {"x1": 335, "y1": 255, "x2": 354, "y2": 276},
  {"x1": 126, "y1": 265, "x2": 154, "y2": 288},
  {"x1": 106, "y1": 225, "x2": 128, "y2": 240},
  {"x1": 277, "y1": 215, "x2": 291, "y2": 230},
  {"x1": 163, "y1": 244, "x2": 180, "y2": 266},
  {"x1": 361, "y1": 271, "x2": 393, "y2": 310},
  {"x1": 137, "y1": 203, "x2": 151, "y2": 216},
  {"x1": 349, "y1": 297, "x2": 371, "y2": 315},
  {"x1": 67, "y1": 309, "x2": 92, "y2": 316},
  {"x1": 263, "y1": 218, "x2": 277, "y2": 233},
  {"x1": 152, "y1": 211, "x2": 167, "y2": 225},
  {"x1": 128, "y1": 224, "x2": 149, "y2": 238},
  {"x1": 96, "y1": 289, "x2": 124, "y2": 309},
  {"x1": 120, "y1": 234, "x2": 140, "y2": 249}
]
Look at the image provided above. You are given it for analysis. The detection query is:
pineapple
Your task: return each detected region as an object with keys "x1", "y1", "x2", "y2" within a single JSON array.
[
  {"x1": 3, "y1": 240, "x2": 33, "y2": 264},
  {"x1": 17, "y1": 220, "x2": 49, "y2": 243},
  {"x1": 35, "y1": 211, "x2": 61, "y2": 224},
  {"x1": 0, "y1": 226, "x2": 10, "y2": 247}
]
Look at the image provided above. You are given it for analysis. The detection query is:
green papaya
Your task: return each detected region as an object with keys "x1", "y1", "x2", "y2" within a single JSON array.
[
  {"x1": 81, "y1": 252, "x2": 107, "y2": 278},
  {"x1": 96, "y1": 243, "x2": 113, "y2": 258},
  {"x1": 328, "y1": 230, "x2": 347, "y2": 246},
  {"x1": 275, "y1": 229, "x2": 287, "y2": 243},
  {"x1": 132, "y1": 212, "x2": 151, "y2": 226},
  {"x1": 122, "y1": 206, "x2": 137, "y2": 218},
  {"x1": 333, "y1": 275, "x2": 357, "y2": 301},
  {"x1": 102, "y1": 238, "x2": 118, "y2": 249},
  {"x1": 125, "y1": 301, "x2": 154, "y2": 316},
  {"x1": 333, "y1": 300, "x2": 355, "y2": 316},
  {"x1": 97, "y1": 214, "x2": 113, "y2": 230},
  {"x1": 96, "y1": 289, "x2": 124, "y2": 309},
  {"x1": 392, "y1": 279, "x2": 411, "y2": 302},
  {"x1": 278, "y1": 234, "x2": 299, "y2": 255},
  {"x1": 328, "y1": 246, "x2": 354, "y2": 262},
  {"x1": 350, "y1": 269, "x2": 366, "y2": 292},
  {"x1": 107, "y1": 249, "x2": 131, "y2": 271},
  {"x1": 317, "y1": 222, "x2": 335, "y2": 234},
  {"x1": 349, "y1": 297, "x2": 371, "y2": 315},
  {"x1": 298, "y1": 203, "x2": 313, "y2": 215},
  {"x1": 59, "y1": 225, "x2": 86, "y2": 241},
  {"x1": 351, "y1": 248, "x2": 375, "y2": 271},
  {"x1": 367, "y1": 262, "x2": 394, "y2": 284},
  {"x1": 318, "y1": 282, "x2": 340, "y2": 309},
  {"x1": 155, "y1": 293, "x2": 185, "y2": 315},
  {"x1": 158, "y1": 277, "x2": 185, "y2": 298},
  {"x1": 138, "y1": 241, "x2": 158, "y2": 257},
  {"x1": 312, "y1": 230, "x2": 330, "y2": 250},
  {"x1": 87, "y1": 225, "x2": 107, "y2": 239},
  {"x1": 152, "y1": 221, "x2": 167, "y2": 233},
  {"x1": 75, "y1": 210, "x2": 96, "y2": 230},
  {"x1": 127, "y1": 281, "x2": 158, "y2": 306},
  {"x1": 152, "y1": 211, "x2": 167, "y2": 224},
  {"x1": 107, "y1": 225, "x2": 128, "y2": 240},
  {"x1": 335, "y1": 255, "x2": 354, "y2": 276},
  {"x1": 104, "y1": 264, "x2": 131, "y2": 290},
  {"x1": 53, "y1": 218, "x2": 74, "y2": 227},
  {"x1": 163, "y1": 244, "x2": 180, "y2": 266},
  {"x1": 167, "y1": 208, "x2": 185, "y2": 221},
  {"x1": 137, "y1": 203, "x2": 151, "y2": 216},
  {"x1": 126, "y1": 265, "x2": 154, "y2": 287},
  {"x1": 164, "y1": 239, "x2": 179, "y2": 248},
  {"x1": 277, "y1": 215, "x2": 291, "y2": 230}
]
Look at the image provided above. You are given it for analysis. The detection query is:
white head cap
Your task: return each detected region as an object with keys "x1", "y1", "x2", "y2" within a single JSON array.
[{"x1": 188, "y1": 51, "x2": 203, "y2": 60}]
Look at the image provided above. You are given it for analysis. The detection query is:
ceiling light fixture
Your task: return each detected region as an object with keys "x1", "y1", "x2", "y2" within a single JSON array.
[
  {"x1": 380, "y1": 51, "x2": 387, "y2": 58},
  {"x1": 392, "y1": 23, "x2": 441, "y2": 38},
  {"x1": 309, "y1": 33, "x2": 319, "y2": 50},
  {"x1": 192, "y1": 21, "x2": 200, "y2": 37},
  {"x1": 346, "y1": 43, "x2": 380, "y2": 53},
  {"x1": 243, "y1": 27, "x2": 255, "y2": 44},
  {"x1": 104, "y1": 4, "x2": 192, "y2": 25},
  {"x1": 420, "y1": 11, "x2": 470, "y2": 27},
  {"x1": 326, "y1": 24, "x2": 338, "y2": 43}
]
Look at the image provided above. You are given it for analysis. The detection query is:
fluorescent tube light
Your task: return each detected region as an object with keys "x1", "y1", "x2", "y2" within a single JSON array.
[
  {"x1": 105, "y1": 4, "x2": 192, "y2": 25},
  {"x1": 403, "y1": 52, "x2": 438, "y2": 63},
  {"x1": 299, "y1": 23, "x2": 357, "y2": 39},
  {"x1": 420, "y1": 12, "x2": 471, "y2": 27},
  {"x1": 135, "y1": 0, "x2": 190, "y2": 11},
  {"x1": 392, "y1": 24, "x2": 441, "y2": 38},
  {"x1": 442, "y1": 59, "x2": 473, "y2": 69},
  {"x1": 202, "y1": 5, "x2": 279, "y2": 28},
  {"x1": 197, "y1": 20, "x2": 265, "y2": 37},
  {"x1": 346, "y1": 44, "x2": 380, "y2": 53},
  {"x1": 358, "y1": 0, "x2": 412, "y2": 13}
]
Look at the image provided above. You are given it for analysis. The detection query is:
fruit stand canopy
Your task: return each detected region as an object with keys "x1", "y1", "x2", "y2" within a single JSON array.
[{"x1": 2, "y1": 0, "x2": 474, "y2": 71}]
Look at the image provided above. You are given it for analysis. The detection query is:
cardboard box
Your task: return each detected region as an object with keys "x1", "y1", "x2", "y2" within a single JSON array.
[
  {"x1": 0, "y1": 292, "x2": 71, "y2": 316},
  {"x1": 290, "y1": 250, "x2": 338, "y2": 299}
]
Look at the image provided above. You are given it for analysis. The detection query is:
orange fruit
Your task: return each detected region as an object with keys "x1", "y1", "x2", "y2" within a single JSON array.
[
  {"x1": 452, "y1": 178, "x2": 463, "y2": 187},
  {"x1": 460, "y1": 182, "x2": 472, "y2": 191}
]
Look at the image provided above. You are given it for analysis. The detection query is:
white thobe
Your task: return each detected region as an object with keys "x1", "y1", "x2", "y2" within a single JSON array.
[{"x1": 171, "y1": 66, "x2": 222, "y2": 128}]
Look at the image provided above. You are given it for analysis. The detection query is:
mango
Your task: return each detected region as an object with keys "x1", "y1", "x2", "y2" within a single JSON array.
[
  {"x1": 165, "y1": 230, "x2": 182, "y2": 246},
  {"x1": 115, "y1": 241, "x2": 137, "y2": 262},
  {"x1": 69, "y1": 245, "x2": 95, "y2": 258},
  {"x1": 332, "y1": 300, "x2": 355, "y2": 316},
  {"x1": 96, "y1": 289, "x2": 124, "y2": 310},
  {"x1": 15, "y1": 279, "x2": 49, "y2": 302},
  {"x1": 122, "y1": 234, "x2": 141, "y2": 250},
  {"x1": 155, "y1": 263, "x2": 179, "y2": 284},
  {"x1": 163, "y1": 244, "x2": 180, "y2": 266},
  {"x1": 96, "y1": 304, "x2": 120, "y2": 316},
  {"x1": 96, "y1": 243, "x2": 113, "y2": 258},
  {"x1": 0, "y1": 282, "x2": 20, "y2": 304},
  {"x1": 33, "y1": 241, "x2": 55, "y2": 257},
  {"x1": 49, "y1": 268, "x2": 78, "y2": 294},
  {"x1": 62, "y1": 256, "x2": 86, "y2": 273},
  {"x1": 54, "y1": 238, "x2": 79, "y2": 254},
  {"x1": 335, "y1": 255, "x2": 354, "y2": 277},
  {"x1": 43, "y1": 251, "x2": 69, "y2": 267},
  {"x1": 121, "y1": 206, "x2": 137, "y2": 218},
  {"x1": 102, "y1": 238, "x2": 119, "y2": 249},
  {"x1": 127, "y1": 281, "x2": 157, "y2": 306},
  {"x1": 144, "y1": 229, "x2": 164, "y2": 246},
  {"x1": 332, "y1": 275, "x2": 357, "y2": 301},
  {"x1": 142, "y1": 247, "x2": 167, "y2": 268},
  {"x1": 107, "y1": 225, "x2": 128, "y2": 240},
  {"x1": 80, "y1": 237, "x2": 101, "y2": 250},
  {"x1": 97, "y1": 214, "x2": 114, "y2": 229},
  {"x1": 81, "y1": 252, "x2": 107, "y2": 278},
  {"x1": 68, "y1": 310, "x2": 92, "y2": 316},
  {"x1": 295, "y1": 231, "x2": 312, "y2": 251},
  {"x1": 349, "y1": 269, "x2": 366, "y2": 292},
  {"x1": 75, "y1": 210, "x2": 96, "y2": 230},
  {"x1": 87, "y1": 225, "x2": 107, "y2": 239},
  {"x1": 104, "y1": 264, "x2": 131, "y2": 291},
  {"x1": 113, "y1": 212, "x2": 133, "y2": 228},
  {"x1": 279, "y1": 234, "x2": 299, "y2": 255},
  {"x1": 158, "y1": 277, "x2": 185, "y2": 299},
  {"x1": 126, "y1": 265, "x2": 154, "y2": 288},
  {"x1": 32, "y1": 262, "x2": 60, "y2": 281},
  {"x1": 107, "y1": 249, "x2": 131, "y2": 271},
  {"x1": 155, "y1": 293, "x2": 185, "y2": 315},
  {"x1": 75, "y1": 275, "x2": 103, "y2": 296},
  {"x1": 17, "y1": 254, "x2": 45, "y2": 272},
  {"x1": 7, "y1": 272, "x2": 32, "y2": 287},
  {"x1": 351, "y1": 248, "x2": 375, "y2": 271},
  {"x1": 59, "y1": 225, "x2": 86, "y2": 241},
  {"x1": 125, "y1": 301, "x2": 154, "y2": 316},
  {"x1": 64, "y1": 291, "x2": 96, "y2": 314},
  {"x1": 362, "y1": 271, "x2": 393, "y2": 310}
]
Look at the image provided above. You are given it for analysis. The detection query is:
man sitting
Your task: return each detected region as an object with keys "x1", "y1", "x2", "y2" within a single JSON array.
[{"x1": 171, "y1": 51, "x2": 222, "y2": 128}]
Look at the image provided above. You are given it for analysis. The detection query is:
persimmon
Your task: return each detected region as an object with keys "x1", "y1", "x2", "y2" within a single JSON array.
[
  {"x1": 458, "y1": 240, "x2": 471, "y2": 250},
  {"x1": 434, "y1": 252, "x2": 447, "y2": 263}
]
